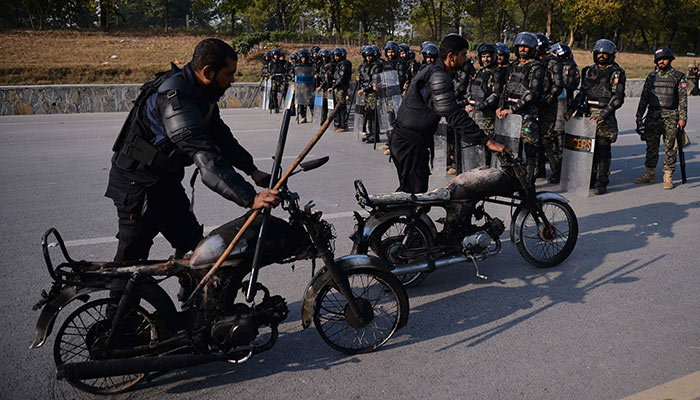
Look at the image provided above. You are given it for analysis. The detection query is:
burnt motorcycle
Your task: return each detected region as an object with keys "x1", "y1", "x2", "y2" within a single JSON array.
[
  {"x1": 350, "y1": 153, "x2": 578, "y2": 287},
  {"x1": 30, "y1": 111, "x2": 408, "y2": 395}
]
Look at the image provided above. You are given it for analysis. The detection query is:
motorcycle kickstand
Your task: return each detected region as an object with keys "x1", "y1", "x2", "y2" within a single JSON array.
[{"x1": 467, "y1": 255, "x2": 488, "y2": 280}]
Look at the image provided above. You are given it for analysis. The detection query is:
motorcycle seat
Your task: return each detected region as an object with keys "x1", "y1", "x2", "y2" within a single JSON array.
[{"x1": 367, "y1": 187, "x2": 452, "y2": 205}]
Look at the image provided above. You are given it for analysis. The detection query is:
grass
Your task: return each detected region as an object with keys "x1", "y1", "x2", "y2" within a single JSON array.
[{"x1": 1, "y1": 30, "x2": 699, "y2": 85}]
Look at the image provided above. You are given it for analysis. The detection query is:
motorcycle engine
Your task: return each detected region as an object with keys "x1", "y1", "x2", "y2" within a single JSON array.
[
  {"x1": 209, "y1": 295, "x2": 289, "y2": 351},
  {"x1": 461, "y1": 232, "x2": 492, "y2": 255}
]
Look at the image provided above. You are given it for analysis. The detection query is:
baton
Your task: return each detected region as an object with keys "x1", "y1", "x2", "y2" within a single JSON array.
[
  {"x1": 186, "y1": 104, "x2": 342, "y2": 308},
  {"x1": 677, "y1": 126, "x2": 687, "y2": 184}
]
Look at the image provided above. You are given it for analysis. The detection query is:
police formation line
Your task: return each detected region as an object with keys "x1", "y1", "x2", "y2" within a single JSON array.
[{"x1": 261, "y1": 34, "x2": 689, "y2": 195}]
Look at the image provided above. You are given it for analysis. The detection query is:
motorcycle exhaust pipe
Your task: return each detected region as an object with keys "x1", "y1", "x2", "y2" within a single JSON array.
[
  {"x1": 56, "y1": 352, "x2": 241, "y2": 381},
  {"x1": 391, "y1": 255, "x2": 468, "y2": 276}
]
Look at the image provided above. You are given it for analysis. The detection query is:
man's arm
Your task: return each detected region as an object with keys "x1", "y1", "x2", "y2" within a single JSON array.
[
  {"x1": 636, "y1": 75, "x2": 652, "y2": 120},
  {"x1": 601, "y1": 68, "x2": 625, "y2": 119}
]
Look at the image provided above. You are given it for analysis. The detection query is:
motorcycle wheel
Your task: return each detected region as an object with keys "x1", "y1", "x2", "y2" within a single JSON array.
[
  {"x1": 53, "y1": 298, "x2": 157, "y2": 395},
  {"x1": 365, "y1": 217, "x2": 433, "y2": 288},
  {"x1": 514, "y1": 198, "x2": 578, "y2": 268},
  {"x1": 313, "y1": 267, "x2": 408, "y2": 355}
]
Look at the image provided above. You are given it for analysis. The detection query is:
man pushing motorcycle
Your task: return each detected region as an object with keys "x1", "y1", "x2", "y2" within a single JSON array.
[
  {"x1": 106, "y1": 38, "x2": 281, "y2": 263},
  {"x1": 389, "y1": 33, "x2": 511, "y2": 193}
]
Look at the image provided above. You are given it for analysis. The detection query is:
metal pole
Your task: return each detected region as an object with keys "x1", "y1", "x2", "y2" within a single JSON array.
[
  {"x1": 186, "y1": 14, "x2": 189, "y2": 29},
  {"x1": 585, "y1": 35, "x2": 588, "y2": 50}
]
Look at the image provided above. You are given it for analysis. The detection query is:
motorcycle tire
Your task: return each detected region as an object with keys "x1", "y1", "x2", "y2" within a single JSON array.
[
  {"x1": 362, "y1": 217, "x2": 434, "y2": 288},
  {"x1": 53, "y1": 297, "x2": 157, "y2": 395},
  {"x1": 312, "y1": 267, "x2": 409, "y2": 355},
  {"x1": 514, "y1": 198, "x2": 578, "y2": 268}
]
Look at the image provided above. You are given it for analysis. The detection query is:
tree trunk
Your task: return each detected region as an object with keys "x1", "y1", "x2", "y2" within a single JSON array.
[
  {"x1": 164, "y1": 0, "x2": 169, "y2": 33},
  {"x1": 100, "y1": 0, "x2": 110, "y2": 31},
  {"x1": 25, "y1": 0, "x2": 35, "y2": 30},
  {"x1": 546, "y1": 0, "x2": 553, "y2": 38},
  {"x1": 568, "y1": 25, "x2": 576, "y2": 47},
  {"x1": 231, "y1": 9, "x2": 235, "y2": 35}
]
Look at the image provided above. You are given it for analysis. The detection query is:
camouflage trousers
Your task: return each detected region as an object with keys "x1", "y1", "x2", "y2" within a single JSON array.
[
  {"x1": 270, "y1": 79, "x2": 285, "y2": 110},
  {"x1": 591, "y1": 107, "x2": 619, "y2": 142},
  {"x1": 643, "y1": 109, "x2": 678, "y2": 173},
  {"x1": 363, "y1": 91, "x2": 379, "y2": 135},
  {"x1": 590, "y1": 108, "x2": 618, "y2": 187},
  {"x1": 333, "y1": 86, "x2": 348, "y2": 128},
  {"x1": 539, "y1": 105, "x2": 561, "y2": 172},
  {"x1": 520, "y1": 114, "x2": 540, "y2": 147}
]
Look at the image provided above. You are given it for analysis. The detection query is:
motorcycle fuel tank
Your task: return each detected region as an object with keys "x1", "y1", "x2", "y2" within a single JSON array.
[{"x1": 447, "y1": 166, "x2": 516, "y2": 200}]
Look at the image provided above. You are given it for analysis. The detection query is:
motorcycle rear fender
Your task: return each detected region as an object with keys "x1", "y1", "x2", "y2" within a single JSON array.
[
  {"x1": 30, "y1": 279, "x2": 178, "y2": 349},
  {"x1": 510, "y1": 192, "x2": 570, "y2": 244},
  {"x1": 350, "y1": 208, "x2": 437, "y2": 253},
  {"x1": 300, "y1": 254, "x2": 394, "y2": 329}
]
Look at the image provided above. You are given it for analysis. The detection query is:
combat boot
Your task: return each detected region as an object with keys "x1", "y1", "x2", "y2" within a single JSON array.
[
  {"x1": 663, "y1": 171, "x2": 673, "y2": 190},
  {"x1": 633, "y1": 168, "x2": 655, "y2": 184}
]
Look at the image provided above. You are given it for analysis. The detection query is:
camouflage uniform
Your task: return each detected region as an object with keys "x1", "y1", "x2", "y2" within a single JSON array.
[{"x1": 636, "y1": 66, "x2": 688, "y2": 174}]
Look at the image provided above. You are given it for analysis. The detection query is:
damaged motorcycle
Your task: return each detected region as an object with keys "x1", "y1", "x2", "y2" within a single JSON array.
[
  {"x1": 29, "y1": 110, "x2": 409, "y2": 394},
  {"x1": 351, "y1": 153, "x2": 578, "y2": 287}
]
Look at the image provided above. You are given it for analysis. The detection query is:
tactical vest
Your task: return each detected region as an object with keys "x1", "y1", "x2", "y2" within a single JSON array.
[
  {"x1": 584, "y1": 64, "x2": 622, "y2": 106},
  {"x1": 359, "y1": 61, "x2": 381, "y2": 91},
  {"x1": 270, "y1": 60, "x2": 286, "y2": 77},
  {"x1": 542, "y1": 56, "x2": 558, "y2": 95},
  {"x1": 505, "y1": 60, "x2": 538, "y2": 101},
  {"x1": 648, "y1": 69, "x2": 683, "y2": 109},
  {"x1": 333, "y1": 60, "x2": 351, "y2": 86},
  {"x1": 469, "y1": 69, "x2": 492, "y2": 104},
  {"x1": 562, "y1": 61, "x2": 580, "y2": 92}
]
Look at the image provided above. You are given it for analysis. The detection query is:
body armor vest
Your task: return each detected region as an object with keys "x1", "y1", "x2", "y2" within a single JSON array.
[
  {"x1": 649, "y1": 69, "x2": 682, "y2": 109},
  {"x1": 469, "y1": 69, "x2": 492, "y2": 104},
  {"x1": 333, "y1": 60, "x2": 352, "y2": 86},
  {"x1": 505, "y1": 61, "x2": 538, "y2": 101},
  {"x1": 359, "y1": 61, "x2": 381, "y2": 91},
  {"x1": 562, "y1": 62, "x2": 580, "y2": 92},
  {"x1": 270, "y1": 60, "x2": 286, "y2": 77},
  {"x1": 542, "y1": 56, "x2": 557, "y2": 95},
  {"x1": 584, "y1": 64, "x2": 622, "y2": 106}
]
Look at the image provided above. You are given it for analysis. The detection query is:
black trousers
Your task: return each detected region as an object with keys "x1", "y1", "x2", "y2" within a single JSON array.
[
  {"x1": 389, "y1": 132, "x2": 430, "y2": 193},
  {"x1": 112, "y1": 181, "x2": 203, "y2": 262}
]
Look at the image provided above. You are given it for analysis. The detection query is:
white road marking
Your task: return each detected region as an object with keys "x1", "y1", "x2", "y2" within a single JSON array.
[{"x1": 59, "y1": 209, "x2": 361, "y2": 248}]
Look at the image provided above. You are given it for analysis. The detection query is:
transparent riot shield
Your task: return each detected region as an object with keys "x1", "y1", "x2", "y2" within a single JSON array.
[
  {"x1": 283, "y1": 84, "x2": 295, "y2": 111},
  {"x1": 491, "y1": 113, "x2": 522, "y2": 169},
  {"x1": 327, "y1": 96, "x2": 335, "y2": 111},
  {"x1": 294, "y1": 65, "x2": 315, "y2": 106},
  {"x1": 261, "y1": 79, "x2": 272, "y2": 110},
  {"x1": 461, "y1": 143, "x2": 486, "y2": 171},
  {"x1": 312, "y1": 90, "x2": 324, "y2": 122},
  {"x1": 353, "y1": 92, "x2": 365, "y2": 141},
  {"x1": 376, "y1": 70, "x2": 402, "y2": 132},
  {"x1": 432, "y1": 119, "x2": 448, "y2": 176},
  {"x1": 560, "y1": 116, "x2": 596, "y2": 197}
]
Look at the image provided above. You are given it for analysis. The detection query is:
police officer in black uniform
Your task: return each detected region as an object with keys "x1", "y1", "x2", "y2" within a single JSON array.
[
  {"x1": 318, "y1": 49, "x2": 335, "y2": 123},
  {"x1": 390, "y1": 34, "x2": 510, "y2": 193},
  {"x1": 269, "y1": 48, "x2": 287, "y2": 113},
  {"x1": 357, "y1": 46, "x2": 383, "y2": 143},
  {"x1": 331, "y1": 47, "x2": 352, "y2": 131},
  {"x1": 106, "y1": 38, "x2": 279, "y2": 262},
  {"x1": 495, "y1": 43, "x2": 510, "y2": 69},
  {"x1": 536, "y1": 34, "x2": 564, "y2": 182}
]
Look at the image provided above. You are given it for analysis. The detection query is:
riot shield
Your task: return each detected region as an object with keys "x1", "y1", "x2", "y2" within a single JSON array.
[
  {"x1": 560, "y1": 117, "x2": 596, "y2": 197},
  {"x1": 283, "y1": 84, "x2": 295, "y2": 111},
  {"x1": 353, "y1": 92, "x2": 365, "y2": 141},
  {"x1": 491, "y1": 113, "x2": 522, "y2": 169},
  {"x1": 432, "y1": 119, "x2": 448, "y2": 176},
  {"x1": 461, "y1": 143, "x2": 486, "y2": 171},
  {"x1": 312, "y1": 90, "x2": 324, "y2": 122},
  {"x1": 261, "y1": 79, "x2": 272, "y2": 110},
  {"x1": 294, "y1": 65, "x2": 315, "y2": 106},
  {"x1": 376, "y1": 70, "x2": 402, "y2": 132},
  {"x1": 327, "y1": 96, "x2": 335, "y2": 111}
]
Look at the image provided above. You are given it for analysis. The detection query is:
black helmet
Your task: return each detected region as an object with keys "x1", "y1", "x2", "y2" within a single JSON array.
[
  {"x1": 331, "y1": 47, "x2": 344, "y2": 59},
  {"x1": 476, "y1": 42, "x2": 498, "y2": 67},
  {"x1": 299, "y1": 47, "x2": 310, "y2": 59},
  {"x1": 290, "y1": 52, "x2": 299, "y2": 62},
  {"x1": 535, "y1": 33, "x2": 550, "y2": 56},
  {"x1": 421, "y1": 41, "x2": 436, "y2": 49},
  {"x1": 592, "y1": 39, "x2": 616, "y2": 64},
  {"x1": 408, "y1": 49, "x2": 416, "y2": 60},
  {"x1": 421, "y1": 43, "x2": 439, "y2": 59},
  {"x1": 384, "y1": 41, "x2": 399, "y2": 52},
  {"x1": 549, "y1": 42, "x2": 572, "y2": 61},
  {"x1": 272, "y1": 48, "x2": 281, "y2": 57},
  {"x1": 513, "y1": 32, "x2": 538, "y2": 59},
  {"x1": 399, "y1": 43, "x2": 410, "y2": 55},
  {"x1": 263, "y1": 51, "x2": 272, "y2": 60},
  {"x1": 496, "y1": 42, "x2": 510, "y2": 56},
  {"x1": 372, "y1": 45, "x2": 381, "y2": 58},
  {"x1": 361, "y1": 45, "x2": 376, "y2": 59},
  {"x1": 654, "y1": 46, "x2": 675, "y2": 62},
  {"x1": 341, "y1": 47, "x2": 347, "y2": 57},
  {"x1": 311, "y1": 46, "x2": 321, "y2": 55},
  {"x1": 319, "y1": 49, "x2": 331, "y2": 59}
]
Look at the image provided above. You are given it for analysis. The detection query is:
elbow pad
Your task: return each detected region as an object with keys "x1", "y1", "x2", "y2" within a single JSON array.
[
  {"x1": 481, "y1": 94, "x2": 499, "y2": 110},
  {"x1": 193, "y1": 151, "x2": 256, "y2": 208},
  {"x1": 430, "y1": 71, "x2": 459, "y2": 116}
]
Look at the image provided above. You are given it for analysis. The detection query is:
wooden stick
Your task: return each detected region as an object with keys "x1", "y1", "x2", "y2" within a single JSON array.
[{"x1": 186, "y1": 104, "x2": 342, "y2": 306}]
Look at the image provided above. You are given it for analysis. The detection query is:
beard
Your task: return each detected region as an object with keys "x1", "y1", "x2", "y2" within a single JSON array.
[{"x1": 204, "y1": 80, "x2": 229, "y2": 99}]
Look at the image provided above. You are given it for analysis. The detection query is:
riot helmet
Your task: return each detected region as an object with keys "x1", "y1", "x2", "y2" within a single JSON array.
[
  {"x1": 361, "y1": 45, "x2": 376, "y2": 60},
  {"x1": 272, "y1": 48, "x2": 281, "y2": 57},
  {"x1": 549, "y1": 42, "x2": 572, "y2": 61},
  {"x1": 331, "y1": 47, "x2": 344, "y2": 60},
  {"x1": 512, "y1": 32, "x2": 538, "y2": 59},
  {"x1": 263, "y1": 51, "x2": 272, "y2": 61},
  {"x1": 535, "y1": 33, "x2": 550, "y2": 57},
  {"x1": 592, "y1": 39, "x2": 616, "y2": 65},
  {"x1": 496, "y1": 42, "x2": 510, "y2": 57},
  {"x1": 421, "y1": 43, "x2": 439, "y2": 62},
  {"x1": 384, "y1": 41, "x2": 400, "y2": 59},
  {"x1": 299, "y1": 47, "x2": 310, "y2": 60},
  {"x1": 372, "y1": 45, "x2": 382, "y2": 58},
  {"x1": 476, "y1": 42, "x2": 498, "y2": 67},
  {"x1": 340, "y1": 47, "x2": 348, "y2": 57},
  {"x1": 399, "y1": 43, "x2": 410, "y2": 58},
  {"x1": 319, "y1": 49, "x2": 331, "y2": 61},
  {"x1": 654, "y1": 46, "x2": 675, "y2": 62},
  {"x1": 311, "y1": 46, "x2": 321, "y2": 56},
  {"x1": 408, "y1": 49, "x2": 416, "y2": 60},
  {"x1": 421, "y1": 41, "x2": 436, "y2": 49},
  {"x1": 290, "y1": 52, "x2": 299, "y2": 62}
]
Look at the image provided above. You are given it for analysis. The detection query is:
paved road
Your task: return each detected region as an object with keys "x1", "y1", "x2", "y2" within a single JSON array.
[{"x1": 1, "y1": 100, "x2": 699, "y2": 399}]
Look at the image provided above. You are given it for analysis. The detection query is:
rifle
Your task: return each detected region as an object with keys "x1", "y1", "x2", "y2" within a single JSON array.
[{"x1": 677, "y1": 126, "x2": 688, "y2": 184}]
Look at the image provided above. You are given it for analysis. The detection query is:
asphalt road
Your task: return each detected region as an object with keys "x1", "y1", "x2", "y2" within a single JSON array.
[{"x1": 1, "y1": 100, "x2": 699, "y2": 399}]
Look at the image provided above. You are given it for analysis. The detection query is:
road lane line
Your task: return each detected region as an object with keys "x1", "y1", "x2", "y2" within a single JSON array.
[
  {"x1": 620, "y1": 371, "x2": 700, "y2": 400},
  {"x1": 59, "y1": 209, "x2": 361, "y2": 248}
]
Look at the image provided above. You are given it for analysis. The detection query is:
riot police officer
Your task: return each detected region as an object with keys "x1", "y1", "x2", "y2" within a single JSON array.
[
  {"x1": 495, "y1": 43, "x2": 510, "y2": 69},
  {"x1": 383, "y1": 41, "x2": 408, "y2": 90},
  {"x1": 260, "y1": 51, "x2": 272, "y2": 81},
  {"x1": 496, "y1": 32, "x2": 545, "y2": 184},
  {"x1": 466, "y1": 42, "x2": 505, "y2": 166},
  {"x1": 268, "y1": 48, "x2": 287, "y2": 113},
  {"x1": 295, "y1": 48, "x2": 314, "y2": 123},
  {"x1": 536, "y1": 34, "x2": 564, "y2": 183},
  {"x1": 391, "y1": 34, "x2": 509, "y2": 193},
  {"x1": 357, "y1": 46, "x2": 383, "y2": 143},
  {"x1": 566, "y1": 39, "x2": 626, "y2": 195},
  {"x1": 634, "y1": 47, "x2": 688, "y2": 189},
  {"x1": 550, "y1": 43, "x2": 580, "y2": 157},
  {"x1": 318, "y1": 49, "x2": 335, "y2": 123},
  {"x1": 106, "y1": 38, "x2": 278, "y2": 262},
  {"x1": 331, "y1": 47, "x2": 352, "y2": 131},
  {"x1": 420, "y1": 43, "x2": 439, "y2": 68}
]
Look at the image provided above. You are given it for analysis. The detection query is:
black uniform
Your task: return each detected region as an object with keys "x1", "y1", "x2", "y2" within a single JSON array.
[
  {"x1": 269, "y1": 59, "x2": 287, "y2": 111},
  {"x1": 390, "y1": 58, "x2": 487, "y2": 193},
  {"x1": 358, "y1": 58, "x2": 383, "y2": 141},
  {"x1": 319, "y1": 60, "x2": 335, "y2": 122},
  {"x1": 106, "y1": 64, "x2": 259, "y2": 261},
  {"x1": 332, "y1": 58, "x2": 352, "y2": 129}
]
